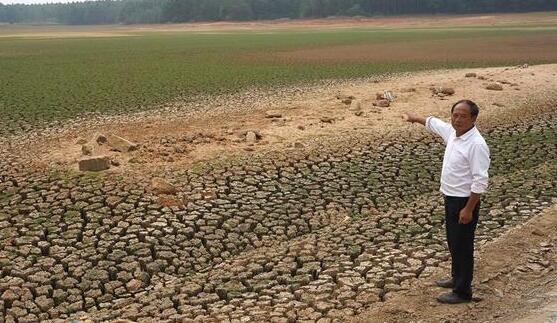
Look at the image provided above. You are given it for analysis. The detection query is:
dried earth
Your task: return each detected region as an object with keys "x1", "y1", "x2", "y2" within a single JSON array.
[{"x1": 0, "y1": 63, "x2": 556, "y2": 323}]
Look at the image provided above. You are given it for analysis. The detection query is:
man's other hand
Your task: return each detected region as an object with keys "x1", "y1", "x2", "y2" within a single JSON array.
[{"x1": 458, "y1": 208, "x2": 474, "y2": 224}]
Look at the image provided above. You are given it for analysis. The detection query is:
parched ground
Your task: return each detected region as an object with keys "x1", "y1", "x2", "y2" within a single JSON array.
[
  {"x1": 0, "y1": 63, "x2": 556, "y2": 322},
  {"x1": 2, "y1": 11, "x2": 557, "y2": 38}
]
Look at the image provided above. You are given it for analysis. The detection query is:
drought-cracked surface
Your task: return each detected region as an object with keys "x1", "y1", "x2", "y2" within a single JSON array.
[
  {"x1": 0, "y1": 65, "x2": 557, "y2": 322},
  {"x1": 1, "y1": 66, "x2": 556, "y2": 323}
]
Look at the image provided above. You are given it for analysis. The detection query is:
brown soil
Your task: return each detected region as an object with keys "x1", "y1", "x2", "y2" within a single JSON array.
[
  {"x1": 252, "y1": 34, "x2": 557, "y2": 64},
  {"x1": 350, "y1": 204, "x2": 557, "y2": 323},
  {"x1": 9, "y1": 63, "x2": 556, "y2": 178},
  {"x1": 1, "y1": 63, "x2": 556, "y2": 322}
]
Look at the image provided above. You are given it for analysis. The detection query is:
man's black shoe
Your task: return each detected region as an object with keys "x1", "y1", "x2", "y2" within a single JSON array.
[
  {"x1": 437, "y1": 292, "x2": 471, "y2": 304},
  {"x1": 435, "y1": 278, "x2": 455, "y2": 288}
]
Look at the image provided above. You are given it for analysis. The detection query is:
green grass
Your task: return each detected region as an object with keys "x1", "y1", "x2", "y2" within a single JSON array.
[{"x1": 1, "y1": 25, "x2": 557, "y2": 135}]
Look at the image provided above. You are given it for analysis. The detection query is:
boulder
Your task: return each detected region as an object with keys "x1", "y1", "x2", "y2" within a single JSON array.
[
  {"x1": 106, "y1": 134, "x2": 138, "y2": 152},
  {"x1": 150, "y1": 178, "x2": 178, "y2": 195},
  {"x1": 465, "y1": 72, "x2": 477, "y2": 78},
  {"x1": 78, "y1": 156, "x2": 110, "y2": 172},
  {"x1": 486, "y1": 83, "x2": 503, "y2": 91}
]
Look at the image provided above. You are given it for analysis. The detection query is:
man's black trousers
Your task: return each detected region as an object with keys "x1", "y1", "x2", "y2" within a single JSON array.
[{"x1": 444, "y1": 195, "x2": 480, "y2": 300}]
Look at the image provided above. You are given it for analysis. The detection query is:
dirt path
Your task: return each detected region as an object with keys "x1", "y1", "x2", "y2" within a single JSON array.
[{"x1": 351, "y1": 205, "x2": 557, "y2": 323}]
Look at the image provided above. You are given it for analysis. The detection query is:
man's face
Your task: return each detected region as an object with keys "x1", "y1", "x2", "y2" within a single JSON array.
[{"x1": 451, "y1": 103, "x2": 477, "y2": 134}]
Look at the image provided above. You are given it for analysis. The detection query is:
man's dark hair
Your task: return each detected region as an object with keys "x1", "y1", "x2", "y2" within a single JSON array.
[{"x1": 451, "y1": 99, "x2": 480, "y2": 117}]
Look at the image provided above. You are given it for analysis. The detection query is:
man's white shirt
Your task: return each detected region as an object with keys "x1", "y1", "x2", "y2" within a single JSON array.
[{"x1": 425, "y1": 117, "x2": 490, "y2": 197}]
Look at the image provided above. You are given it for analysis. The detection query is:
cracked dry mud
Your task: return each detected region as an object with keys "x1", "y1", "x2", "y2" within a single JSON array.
[{"x1": 0, "y1": 65, "x2": 556, "y2": 323}]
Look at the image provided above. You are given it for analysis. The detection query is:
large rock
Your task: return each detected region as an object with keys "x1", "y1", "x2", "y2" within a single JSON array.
[
  {"x1": 106, "y1": 134, "x2": 138, "y2": 152},
  {"x1": 78, "y1": 156, "x2": 110, "y2": 172}
]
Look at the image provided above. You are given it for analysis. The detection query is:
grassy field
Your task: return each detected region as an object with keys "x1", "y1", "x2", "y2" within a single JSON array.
[{"x1": 1, "y1": 22, "x2": 557, "y2": 135}]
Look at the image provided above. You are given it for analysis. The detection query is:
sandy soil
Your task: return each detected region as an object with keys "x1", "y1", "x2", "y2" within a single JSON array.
[{"x1": 9, "y1": 63, "x2": 556, "y2": 177}]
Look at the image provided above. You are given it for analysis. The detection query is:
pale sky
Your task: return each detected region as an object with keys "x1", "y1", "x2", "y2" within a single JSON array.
[{"x1": 1, "y1": 0, "x2": 90, "y2": 4}]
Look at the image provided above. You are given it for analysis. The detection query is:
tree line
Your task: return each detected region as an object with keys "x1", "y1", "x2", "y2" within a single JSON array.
[{"x1": 0, "y1": 0, "x2": 556, "y2": 25}]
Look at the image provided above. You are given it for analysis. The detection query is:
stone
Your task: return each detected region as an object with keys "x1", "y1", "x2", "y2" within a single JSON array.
[
  {"x1": 76, "y1": 137, "x2": 88, "y2": 145},
  {"x1": 78, "y1": 156, "x2": 110, "y2": 172},
  {"x1": 320, "y1": 117, "x2": 334, "y2": 123},
  {"x1": 336, "y1": 94, "x2": 354, "y2": 101},
  {"x1": 150, "y1": 178, "x2": 178, "y2": 195},
  {"x1": 81, "y1": 144, "x2": 93, "y2": 156},
  {"x1": 265, "y1": 110, "x2": 283, "y2": 118},
  {"x1": 465, "y1": 72, "x2": 477, "y2": 78},
  {"x1": 486, "y1": 83, "x2": 503, "y2": 91},
  {"x1": 106, "y1": 134, "x2": 138, "y2": 152},
  {"x1": 376, "y1": 100, "x2": 390, "y2": 108},
  {"x1": 246, "y1": 131, "x2": 258, "y2": 143},
  {"x1": 349, "y1": 100, "x2": 362, "y2": 111},
  {"x1": 95, "y1": 133, "x2": 108, "y2": 145},
  {"x1": 438, "y1": 87, "x2": 455, "y2": 95},
  {"x1": 336, "y1": 94, "x2": 354, "y2": 105}
]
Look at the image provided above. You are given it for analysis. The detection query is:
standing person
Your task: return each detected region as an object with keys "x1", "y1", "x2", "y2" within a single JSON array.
[{"x1": 404, "y1": 99, "x2": 491, "y2": 304}]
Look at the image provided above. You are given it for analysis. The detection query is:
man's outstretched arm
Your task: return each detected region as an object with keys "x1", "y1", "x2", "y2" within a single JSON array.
[
  {"x1": 404, "y1": 113, "x2": 453, "y2": 143},
  {"x1": 403, "y1": 113, "x2": 426, "y2": 126}
]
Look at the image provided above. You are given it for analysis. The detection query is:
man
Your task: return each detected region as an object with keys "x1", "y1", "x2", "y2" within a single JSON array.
[{"x1": 404, "y1": 99, "x2": 490, "y2": 304}]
